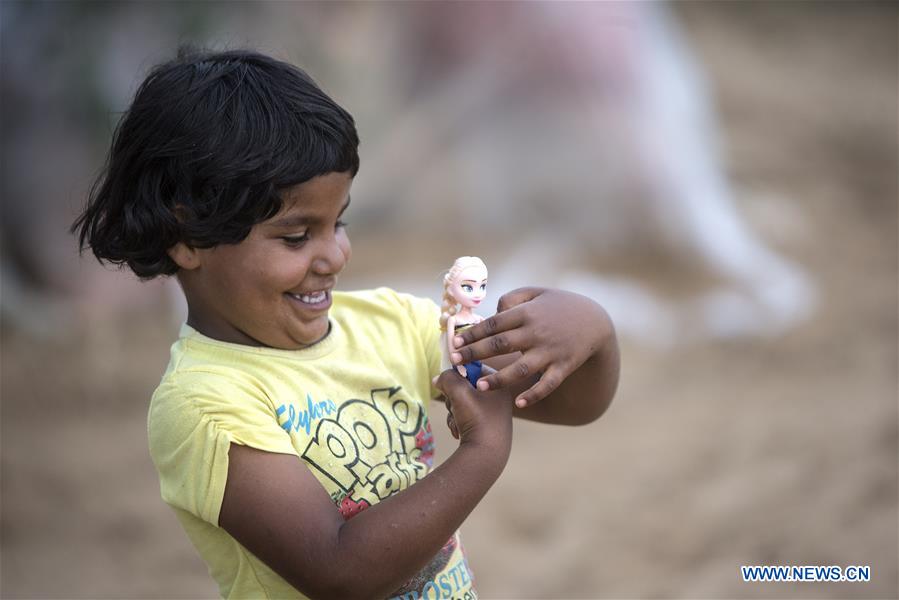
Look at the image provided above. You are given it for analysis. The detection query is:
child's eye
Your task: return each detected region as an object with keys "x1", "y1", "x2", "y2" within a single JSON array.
[
  {"x1": 336, "y1": 220, "x2": 348, "y2": 230},
  {"x1": 462, "y1": 284, "x2": 473, "y2": 293},
  {"x1": 281, "y1": 233, "x2": 309, "y2": 247}
]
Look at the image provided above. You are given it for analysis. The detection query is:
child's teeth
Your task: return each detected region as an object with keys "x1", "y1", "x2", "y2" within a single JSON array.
[{"x1": 299, "y1": 291, "x2": 326, "y2": 303}]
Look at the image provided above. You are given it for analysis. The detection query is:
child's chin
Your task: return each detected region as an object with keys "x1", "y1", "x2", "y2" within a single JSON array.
[{"x1": 299, "y1": 318, "x2": 331, "y2": 347}]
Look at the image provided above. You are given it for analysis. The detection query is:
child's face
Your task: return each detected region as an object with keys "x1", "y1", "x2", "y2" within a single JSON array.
[{"x1": 177, "y1": 172, "x2": 353, "y2": 350}]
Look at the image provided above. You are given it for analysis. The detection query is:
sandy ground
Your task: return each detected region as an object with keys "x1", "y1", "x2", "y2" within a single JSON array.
[{"x1": 2, "y1": 3, "x2": 897, "y2": 599}]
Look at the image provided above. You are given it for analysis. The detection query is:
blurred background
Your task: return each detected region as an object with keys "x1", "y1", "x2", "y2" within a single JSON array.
[{"x1": 1, "y1": 1, "x2": 896, "y2": 598}]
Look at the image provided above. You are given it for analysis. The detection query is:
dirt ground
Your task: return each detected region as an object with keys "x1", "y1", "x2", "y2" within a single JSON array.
[{"x1": 2, "y1": 3, "x2": 897, "y2": 599}]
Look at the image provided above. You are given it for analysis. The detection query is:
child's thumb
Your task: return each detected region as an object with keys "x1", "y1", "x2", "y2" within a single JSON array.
[{"x1": 433, "y1": 368, "x2": 475, "y2": 402}]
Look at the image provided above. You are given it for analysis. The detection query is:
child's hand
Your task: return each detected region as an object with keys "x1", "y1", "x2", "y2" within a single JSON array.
[
  {"x1": 433, "y1": 367, "x2": 513, "y2": 453},
  {"x1": 450, "y1": 287, "x2": 613, "y2": 408}
]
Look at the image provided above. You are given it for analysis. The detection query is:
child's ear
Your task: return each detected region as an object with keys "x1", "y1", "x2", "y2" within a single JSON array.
[
  {"x1": 167, "y1": 242, "x2": 201, "y2": 270},
  {"x1": 167, "y1": 205, "x2": 201, "y2": 269}
]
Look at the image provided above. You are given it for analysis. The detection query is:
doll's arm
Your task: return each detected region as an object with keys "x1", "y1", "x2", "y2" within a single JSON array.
[{"x1": 445, "y1": 315, "x2": 467, "y2": 377}]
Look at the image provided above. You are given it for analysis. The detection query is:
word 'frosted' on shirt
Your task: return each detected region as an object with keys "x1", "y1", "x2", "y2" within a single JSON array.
[{"x1": 389, "y1": 556, "x2": 476, "y2": 600}]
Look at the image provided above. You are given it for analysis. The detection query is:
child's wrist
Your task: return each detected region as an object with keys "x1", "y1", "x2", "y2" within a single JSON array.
[{"x1": 458, "y1": 429, "x2": 512, "y2": 467}]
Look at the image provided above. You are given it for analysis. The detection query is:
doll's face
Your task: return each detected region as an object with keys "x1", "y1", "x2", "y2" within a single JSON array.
[{"x1": 451, "y1": 265, "x2": 488, "y2": 309}]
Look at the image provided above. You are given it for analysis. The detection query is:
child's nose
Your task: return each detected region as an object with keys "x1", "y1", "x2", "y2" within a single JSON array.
[{"x1": 311, "y1": 236, "x2": 349, "y2": 275}]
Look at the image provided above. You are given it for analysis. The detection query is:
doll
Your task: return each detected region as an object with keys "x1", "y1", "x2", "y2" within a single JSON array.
[{"x1": 440, "y1": 256, "x2": 488, "y2": 387}]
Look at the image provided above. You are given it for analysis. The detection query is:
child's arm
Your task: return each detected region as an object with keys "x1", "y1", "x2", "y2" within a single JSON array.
[
  {"x1": 449, "y1": 287, "x2": 620, "y2": 425},
  {"x1": 218, "y1": 369, "x2": 512, "y2": 599}
]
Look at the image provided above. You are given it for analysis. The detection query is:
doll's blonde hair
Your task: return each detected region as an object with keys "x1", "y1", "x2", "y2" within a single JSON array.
[{"x1": 440, "y1": 256, "x2": 488, "y2": 331}]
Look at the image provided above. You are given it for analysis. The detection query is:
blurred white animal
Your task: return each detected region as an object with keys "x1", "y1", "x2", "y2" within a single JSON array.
[
  {"x1": 2, "y1": 1, "x2": 815, "y2": 346},
  {"x1": 337, "y1": 2, "x2": 816, "y2": 345}
]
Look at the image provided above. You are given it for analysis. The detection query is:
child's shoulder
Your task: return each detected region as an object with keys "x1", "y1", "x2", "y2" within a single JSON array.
[
  {"x1": 333, "y1": 287, "x2": 439, "y2": 323},
  {"x1": 333, "y1": 287, "x2": 442, "y2": 354}
]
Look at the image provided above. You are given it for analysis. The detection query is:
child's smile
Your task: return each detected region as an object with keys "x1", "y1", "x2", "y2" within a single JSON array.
[{"x1": 172, "y1": 171, "x2": 353, "y2": 350}]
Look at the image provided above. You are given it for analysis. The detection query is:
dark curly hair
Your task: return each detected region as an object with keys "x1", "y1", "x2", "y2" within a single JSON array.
[{"x1": 72, "y1": 47, "x2": 360, "y2": 278}]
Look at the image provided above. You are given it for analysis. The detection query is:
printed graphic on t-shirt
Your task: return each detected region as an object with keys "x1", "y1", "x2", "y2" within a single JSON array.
[
  {"x1": 297, "y1": 386, "x2": 433, "y2": 508},
  {"x1": 278, "y1": 386, "x2": 472, "y2": 599},
  {"x1": 387, "y1": 533, "x2": 478, "y2": 600}
]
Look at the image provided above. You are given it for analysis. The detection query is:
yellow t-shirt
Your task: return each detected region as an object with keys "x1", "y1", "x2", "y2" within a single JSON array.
[{"x1": 148, "y1": 288, "x2": 477, "y2": 599}]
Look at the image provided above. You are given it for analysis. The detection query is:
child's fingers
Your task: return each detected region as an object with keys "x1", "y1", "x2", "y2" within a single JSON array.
[
  {"x1": 434, "y1": 373, "x2": 461, "y2": 438},
  {"x1": 451, "y1": 328, "x2": 529, "y2": 365},
  {"x1": 452, "y1": 309, "x2": 525, "y2": 348},
  {"x1": 446, "y1": 412, "x2": 459, "y2": 439},
  {"x1": 435, "y1": 367, "x2": 511, "y2": 442},
  {"x1": 433, "y1": 368, "x2": 478, "y2": 403},
  {"x1": 475, "y1": 352, "x2": 548, "y2": 393},
  {"x1": 479, "y1": 364, "x2": 498, "y2": 377},
  {"x1": 513, "y1": 365, "x2": 565, "y2": 408},
  {"x1": 496, "y1": 287, "x2": 544, "y2": 313}
]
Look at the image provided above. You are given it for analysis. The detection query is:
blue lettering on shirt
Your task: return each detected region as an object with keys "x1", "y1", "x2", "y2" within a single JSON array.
[
  {"x1": 438, "y1": 573, "x2": 453, "y2": 597},
  {"x1": 421, "y1": 581, "x2": 439, "y2": 600},
  {"x1": 448, "y1": 560, "x2": 467, "y2": 589},
  {"x1": 387, "y1": 556, "x2": 474, "y2": 600},
  {"x1": 459, "y1": 557, "x2": 472, "y2": 587},
  {"x1": 276, "y1": 393, "x2": 338, "y2": 435}
]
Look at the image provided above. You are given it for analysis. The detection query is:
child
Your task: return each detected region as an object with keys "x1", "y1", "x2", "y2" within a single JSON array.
[{"x1": 72, "y1": 47, "x2": 620, "y2": 599}]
